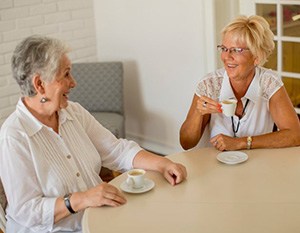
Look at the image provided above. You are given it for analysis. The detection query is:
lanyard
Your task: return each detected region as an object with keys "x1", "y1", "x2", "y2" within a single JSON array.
[{"x1": 231, "y1": 99, "x2": 250, "y2": 137}]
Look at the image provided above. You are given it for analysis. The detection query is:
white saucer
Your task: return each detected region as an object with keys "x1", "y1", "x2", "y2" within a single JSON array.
[
  {"x1": 120, "y1": 178, "x2": 155, "y2": 194},
  {"x1": 217, "y1": 151, "x2": 248, "y2": 165}
]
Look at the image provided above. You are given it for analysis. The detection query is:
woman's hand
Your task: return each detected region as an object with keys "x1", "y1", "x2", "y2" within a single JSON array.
[
  {"x1": 196, "y1": 96, "x2": 222, "y2": 116},
  {"x1": 160, "y1": 160, "x2": 187, "y2": 186},
  {"x1": 82, "y1": 182, "x2": 127, "y2": 208},
  {"x1": 133, "y1": 150, "x2": 187, "y2": 186},
  {"x1": 210, "y1": 134, "x2": 245, "y2": 151}
]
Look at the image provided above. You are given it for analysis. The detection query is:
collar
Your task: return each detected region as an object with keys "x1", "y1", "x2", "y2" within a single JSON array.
[
  {"x1": 219, "y1": 70, "x2": 235, "y2": 101},
  {"x1": 16, "y1": 98, "x2": 73, "y2": 137},
  {"x1": 244, "y1": 67, "x2": 261, "y2": 103},
  {"x1": 219, "y1": 67, "x2": 261, "y2": 103}
]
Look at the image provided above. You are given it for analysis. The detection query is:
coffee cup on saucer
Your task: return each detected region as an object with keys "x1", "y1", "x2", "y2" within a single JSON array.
[{"x1": 126, "y1": 169, "x2": 146, "y2": 189}]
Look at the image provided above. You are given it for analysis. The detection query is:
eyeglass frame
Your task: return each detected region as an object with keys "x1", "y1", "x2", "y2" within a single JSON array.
[{"x1": 217, "y1": 45, "x2": 250, "y2": 54}]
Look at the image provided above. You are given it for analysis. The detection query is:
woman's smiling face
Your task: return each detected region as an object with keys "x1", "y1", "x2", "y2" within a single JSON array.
[
  {"x1": 43, "y1": 54, "x2": 76, "y2": 110},
  {"x1": 221, "y1": 32, "x2": 257, "y2": 82}
]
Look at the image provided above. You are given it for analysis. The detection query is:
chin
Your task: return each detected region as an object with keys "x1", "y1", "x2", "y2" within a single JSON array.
[{"x1": 226, "y1": 70, "x2": 239, "y2": 79}]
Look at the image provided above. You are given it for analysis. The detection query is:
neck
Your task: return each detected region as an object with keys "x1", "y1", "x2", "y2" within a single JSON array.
[
  {"x1": 230, "y1": 70, "x2": 255, "y2": 100},
  {"x1": 23, "y1": 97, "x2": 59, "y2": 133}
]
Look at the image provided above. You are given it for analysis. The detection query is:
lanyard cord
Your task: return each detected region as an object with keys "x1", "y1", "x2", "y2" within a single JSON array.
[{"x1": 231, "y1": 99, "x2": 250, "y2": 137}]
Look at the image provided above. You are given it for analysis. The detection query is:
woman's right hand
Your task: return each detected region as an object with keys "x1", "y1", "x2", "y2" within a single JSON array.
[
  {"x1": 196, "y1": 95, "x2": 222, "y2": 116},
  {"x1": 82, "y1": 182, "x2": 127, "y2": 208},
  {"x1": 55, "y1": 183, "x2": 126, "y2": 223},
  {"x1": 180, "y1": 94, "x2": 221, "y2": 150}
]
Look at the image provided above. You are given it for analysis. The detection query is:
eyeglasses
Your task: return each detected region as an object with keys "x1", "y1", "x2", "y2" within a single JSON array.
[{"x1": 217, "y1": 45, "x2": 250, "y2": 54}]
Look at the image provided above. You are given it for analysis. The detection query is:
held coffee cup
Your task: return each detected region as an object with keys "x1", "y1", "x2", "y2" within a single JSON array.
[
  {"x1": 126, "y1": 169, "x2": 146, "y2": 189},
  {"x1": 221, "y1": 99, "x2": 237, "y2": 117}
]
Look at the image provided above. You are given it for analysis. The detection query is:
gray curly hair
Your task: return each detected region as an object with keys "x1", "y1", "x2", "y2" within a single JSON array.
[{"x1": 11, "y1": 35, "x2": 70, "y2": 96}]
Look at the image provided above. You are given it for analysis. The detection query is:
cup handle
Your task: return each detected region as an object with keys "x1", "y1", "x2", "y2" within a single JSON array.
[{"x1": 126, "y1": 177, "x2": 134, "y2": 187}]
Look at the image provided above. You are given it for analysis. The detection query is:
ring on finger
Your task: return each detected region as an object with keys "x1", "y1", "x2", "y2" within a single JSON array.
[{"x1": 202, "y1": 101, "x2": 207, "y2": 108}]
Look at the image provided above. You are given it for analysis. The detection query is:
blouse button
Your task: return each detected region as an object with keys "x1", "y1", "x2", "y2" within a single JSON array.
[
  {"x1": 67, "y1": 155, "x2": 71, "y2": 159},
  {"x1": 76, "y1": 172, "x2": 80, "y2": 177}
]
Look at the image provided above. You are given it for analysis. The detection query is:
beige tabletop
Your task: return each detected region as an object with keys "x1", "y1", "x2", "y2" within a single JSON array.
[{"x1": 82, "y1": 147, "x2": 300, "y2": 233}]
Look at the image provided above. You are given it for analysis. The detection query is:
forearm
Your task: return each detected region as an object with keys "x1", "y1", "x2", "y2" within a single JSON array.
[
  {"x1": 54, "y1": 182, "x2": 127, "y2": 223},
  {"x1": 180, "y1": 114, "x2": 208, "y2": 150},
  {"x1": 54, "y1": 192, "x2": 87, "y2": 223},
  {"x1": 132, "y1": 150, "x2": 172, "y2": 173},
  {"x1": 243, "y1": 128, "x2": 300, "y2": 150},
  {"x1": 132, "y1": 150, "x2": 187, "y2": 185}
]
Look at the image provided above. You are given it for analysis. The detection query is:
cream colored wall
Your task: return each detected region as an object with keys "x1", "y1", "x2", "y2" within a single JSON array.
[
  {"x1": 215, "y1": 0, "x2": 240, "y2": 68},
  {"x1": 93, "y1": 0, "x2": 239, "y2": 154}
]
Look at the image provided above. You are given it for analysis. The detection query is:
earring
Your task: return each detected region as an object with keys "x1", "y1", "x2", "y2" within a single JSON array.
[{"x1": 40, "y1": 97, "x2": 48, "y2": 103}]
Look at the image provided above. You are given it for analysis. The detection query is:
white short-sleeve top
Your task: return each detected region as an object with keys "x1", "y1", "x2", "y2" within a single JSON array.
[{"x1": 195, "y1": 66, "x2": 283, "y2": 139}]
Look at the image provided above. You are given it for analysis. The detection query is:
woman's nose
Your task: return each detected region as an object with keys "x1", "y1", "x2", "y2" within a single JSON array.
[
  {"x1": 70, "y1": 74, "x2": 77, "y2": 88},
  {"x1": 221, "y1": 51, "x2": 234, "y2": 60}
]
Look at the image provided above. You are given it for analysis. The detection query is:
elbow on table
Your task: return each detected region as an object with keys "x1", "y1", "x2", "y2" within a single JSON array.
[
  {"x1": 180, "y1": 138, "x2": 197, "y2": 151},
  {"x1": 294, "y1": 130, "x2": 300, "y2": 147}
]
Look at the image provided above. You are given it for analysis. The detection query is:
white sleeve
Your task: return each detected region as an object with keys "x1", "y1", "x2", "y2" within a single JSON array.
[
  {"x1": 70, "y1": 102, "x2": 143, "y2": 172},
  {"x1": 0, "y1": 136, "x2": 56, "y2": 232},
  {"x1": 260, "y1": 69, "x2": 284, "y2": 100}
]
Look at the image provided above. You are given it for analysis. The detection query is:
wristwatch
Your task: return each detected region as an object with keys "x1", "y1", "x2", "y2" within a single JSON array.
[
  {"x1": 247, "y1": 136, "x2": 252, "y2": 150},
  {"x1": 64, "y1": 193, "x2": 77, "y2": 214}
]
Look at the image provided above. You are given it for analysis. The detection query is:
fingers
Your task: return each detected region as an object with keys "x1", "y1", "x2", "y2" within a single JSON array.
[
  {"x1": 103, "y1": 189, "x2": 127, "y2": 207},
  {"x1": 210, "y1": 135, "x2": 226, "y2": 151},
  {"x1": 164, "y1": 163, "x2": 187, "y2": 186},
  {"x1": 197, "y1": 96, "x2": 222, "y2": 115},
  {"x1": 89, "y1": 183, "x2": 127, "y2": 207}
]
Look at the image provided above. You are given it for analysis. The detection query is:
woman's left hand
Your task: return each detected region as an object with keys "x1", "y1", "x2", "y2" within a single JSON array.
[
  {"x1": 210, "y1": 134, "x2": 244, "y2": 151},
  {"x1": 133, "y1": 150, "x2": 187, "y2": 186}
]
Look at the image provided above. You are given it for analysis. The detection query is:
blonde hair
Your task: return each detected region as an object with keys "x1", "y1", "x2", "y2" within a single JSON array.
[{"x1": 221, "y1": 15, "x2": 275, "y2": 66}]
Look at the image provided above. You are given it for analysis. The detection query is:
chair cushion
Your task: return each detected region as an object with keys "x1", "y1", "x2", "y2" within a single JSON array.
[
  {"x1": 70, "y1": 62, "x2": 123, "y2": 114},
  {"x1": 91, "y1": 112, "x2": 125, "y2": 138}
]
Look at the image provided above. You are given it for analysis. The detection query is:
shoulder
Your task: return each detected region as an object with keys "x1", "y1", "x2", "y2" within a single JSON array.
[
  {"x1": 258, "y1": 66, "x2": 282, "y2": 83},
  {"x1": 257, "y1": 67, "x2": 283, "y2": 99},
  {"x1": 0, "y1": 111, "x2": 24, "y2": 140},
  {"x1": 65, "y1": 101, "x2": 88, "y2": 115},
  {"x1": 196, "y1": 68, "x2": 224, "y2": 98},
  {"x1": 201, "y1": 68, "x2": 225, "y2": 82},
  {"x1": 258, "y1": 66, "x2": 277, "y2": 75},
  {"x1": 63, "y1": 101, "x2": 94, "y2": 127}
]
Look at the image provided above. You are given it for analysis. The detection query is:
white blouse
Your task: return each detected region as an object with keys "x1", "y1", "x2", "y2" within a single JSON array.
[
  {"x1": 0, "y1": 99, "x2": 142, "y2": 233},
  {"x1": 195, "y1": 66, "x2": 283, "y2": 142}
]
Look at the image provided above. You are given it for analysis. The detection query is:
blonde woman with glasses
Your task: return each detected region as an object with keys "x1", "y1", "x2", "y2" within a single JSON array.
[{"x1": 180, "y1": 15, "x2": 300, "y2": 151}]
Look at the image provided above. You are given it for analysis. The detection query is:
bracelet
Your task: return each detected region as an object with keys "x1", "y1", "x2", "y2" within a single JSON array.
[
  {"x1": 64, "y1": 193, "x2": 77, "y2": 214},
  {"x1": 247, "y1": 136, "x2": 252, "y2": 150}
]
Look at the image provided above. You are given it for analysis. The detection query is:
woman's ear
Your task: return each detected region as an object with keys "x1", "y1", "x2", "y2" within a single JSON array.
[
  {"x1": 32, "y1": 75, "x2": 45, "y2": 94},
  {"x1": 254, "y1": 55, "x2": 260, "y2": 66}
]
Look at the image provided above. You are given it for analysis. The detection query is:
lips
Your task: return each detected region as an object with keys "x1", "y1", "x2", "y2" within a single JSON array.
[{"x1": 226, "y1": 64, "x2": 238, "y2": 68}]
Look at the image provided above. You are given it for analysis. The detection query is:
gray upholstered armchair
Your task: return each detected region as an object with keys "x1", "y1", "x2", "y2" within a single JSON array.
[{"x1": 70, "y1": 62, "x2": 125, "y2": 138}]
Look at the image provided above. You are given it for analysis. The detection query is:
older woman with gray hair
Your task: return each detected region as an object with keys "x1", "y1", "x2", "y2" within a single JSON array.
[
  {"x1": 180, "y1": 15, "x2": 300, "y2": 151},
  {"x1": 0, "y1": 35, "x2": 187, "y2": 233}
]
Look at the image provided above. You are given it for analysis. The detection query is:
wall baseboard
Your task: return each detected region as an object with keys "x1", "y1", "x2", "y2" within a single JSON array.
[{"x1": 126, "y1": 132, "x2": 181, "y2": 156}]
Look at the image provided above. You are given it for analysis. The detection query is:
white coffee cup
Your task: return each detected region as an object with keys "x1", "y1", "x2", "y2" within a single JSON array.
[
  {"x1": 221, "y1": 99, "x2": 237, "y2": 117},
  {"x1": 126, "y1": 169, "x2": 146, "y2": 189}
]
